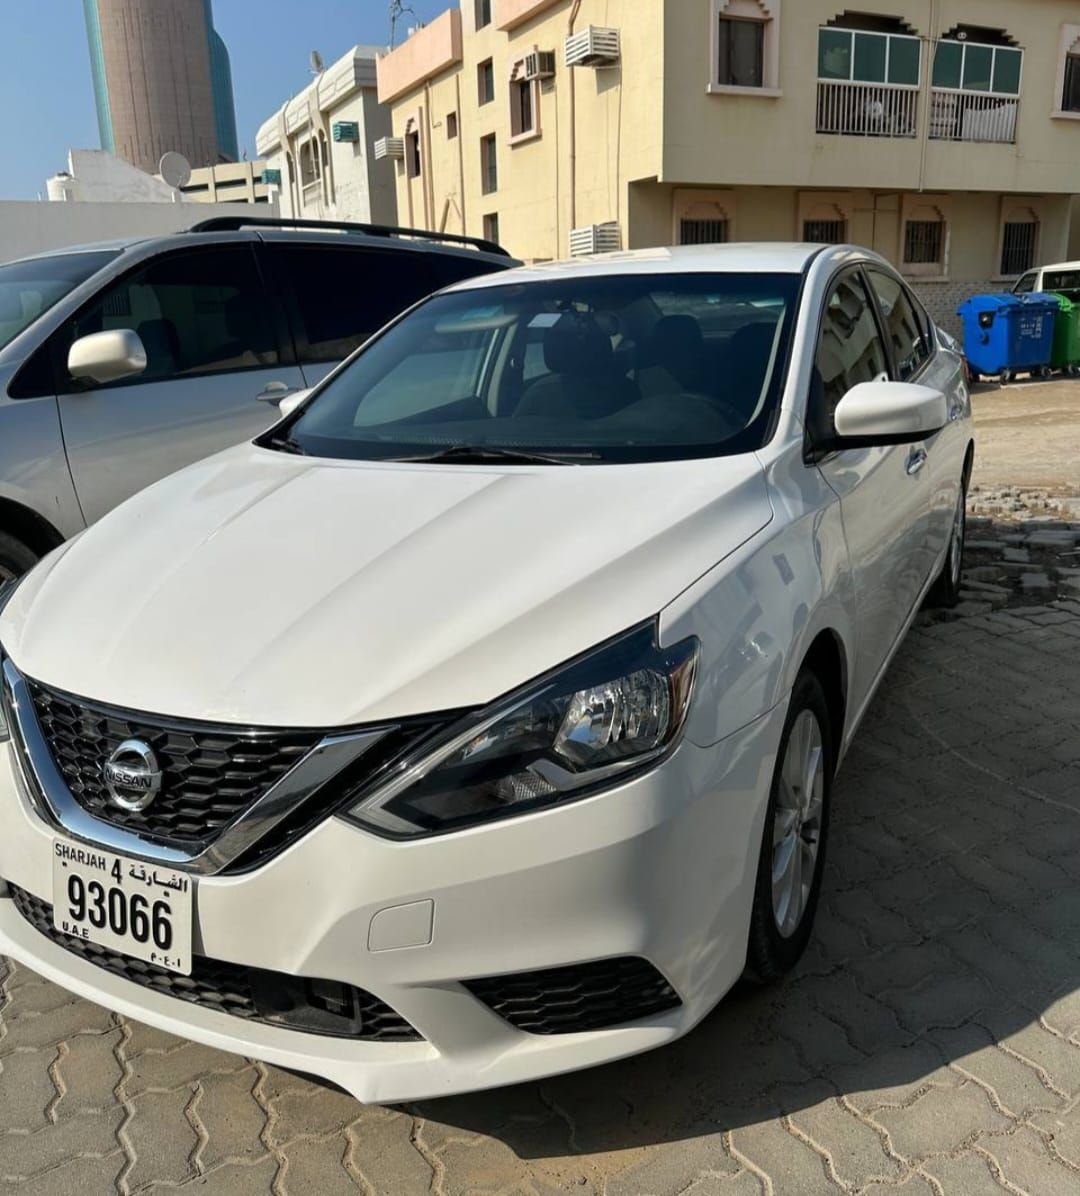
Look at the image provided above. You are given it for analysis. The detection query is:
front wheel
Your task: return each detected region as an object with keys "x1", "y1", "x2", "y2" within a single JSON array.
[
  {"x1": 745, "y1": 671, "x2": 833, "y2": 982},
  {"x1": 0, "y1": 531, "x2": 38, "y2": 583}
]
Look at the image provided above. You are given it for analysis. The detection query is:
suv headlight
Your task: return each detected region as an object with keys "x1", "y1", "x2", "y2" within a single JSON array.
[{"x1": 343, "y1": 622, "x2": 698, "y2": 838}]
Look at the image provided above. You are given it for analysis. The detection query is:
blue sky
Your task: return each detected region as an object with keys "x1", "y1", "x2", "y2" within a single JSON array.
[{"x1": 0, "y1": 0, "x2": 448, "y2": 199}]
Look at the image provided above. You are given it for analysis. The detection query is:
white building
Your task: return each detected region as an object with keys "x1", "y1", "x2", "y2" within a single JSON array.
[
  {"x1": 45, "y1": 150, "x2": 270, "y2": 206},
  {"x1": 255, "y1": 45, "x2": 397, "y2": 225}
]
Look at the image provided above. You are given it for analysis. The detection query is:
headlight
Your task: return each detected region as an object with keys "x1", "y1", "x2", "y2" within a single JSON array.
[{"x1": 343, "y1": 622, "x2": 698, "y2": 838}]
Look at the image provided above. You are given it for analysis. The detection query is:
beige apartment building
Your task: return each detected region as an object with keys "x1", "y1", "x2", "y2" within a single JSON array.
[{"x1": 376, "y1": 0, "x2": 1080, "y2": 329}]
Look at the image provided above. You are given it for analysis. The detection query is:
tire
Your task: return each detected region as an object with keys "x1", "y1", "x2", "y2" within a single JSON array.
[
  {"x1": 1000, "y1": 369, "x2": 1014, "y2": 383},
  {"x1": 0, "y1": 531, "x2": 38, "y2": 582},
  {"x1": 745, "y1": 671, "x2": 834, "y2": 983},
  {"x1": 926, "y1": 473, "x2": 967, "y2": 609}
]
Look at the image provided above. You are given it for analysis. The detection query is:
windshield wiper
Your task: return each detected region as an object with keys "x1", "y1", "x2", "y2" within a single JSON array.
[
  {"x1": 265, "y1": 433, "x2": 308, "y2": 456},
  {"x1": 393, "y1": 445, "x2": 599, "y2": 466}
]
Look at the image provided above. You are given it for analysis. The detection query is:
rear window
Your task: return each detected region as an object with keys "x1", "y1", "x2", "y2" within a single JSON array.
[
  {"x1": 269, "y1": 244, "x2": 441, "y2": 364},
  {"x1": 1043, "y1": 269, "x2": 1080, "y2": 296},
  {"x1": 275, "y1": 271, "x2": 800, "y2": 465},
  {"x1": 0, "y1": 251, "x2": 118, "y2": 351}
]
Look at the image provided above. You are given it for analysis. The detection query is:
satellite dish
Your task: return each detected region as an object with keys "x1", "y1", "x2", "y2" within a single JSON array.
[
  {"x1": 310, "y1": 50, "x2": 325, "y2": 74},
  {"x1": 159, "y1": 152, "x2": 192, "y2": 189}
]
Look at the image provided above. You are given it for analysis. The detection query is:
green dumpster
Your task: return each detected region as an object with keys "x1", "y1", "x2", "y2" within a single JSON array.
[{"x1": 1049, "y1": 293, "x2": 1080, "y2": 376}]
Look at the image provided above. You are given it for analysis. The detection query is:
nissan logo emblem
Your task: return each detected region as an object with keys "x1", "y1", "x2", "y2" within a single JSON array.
[{"x1": 102, "y1": 739, "x2": 163, "y2": 812}]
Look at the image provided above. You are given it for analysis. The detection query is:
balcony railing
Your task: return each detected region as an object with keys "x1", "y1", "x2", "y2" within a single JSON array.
[
  {"x1": 929, "y1": 89, "x2": 1018, "y2": 144},
  {"x1": 816, "y1": 80, "x2": 919, "y2": 138}
]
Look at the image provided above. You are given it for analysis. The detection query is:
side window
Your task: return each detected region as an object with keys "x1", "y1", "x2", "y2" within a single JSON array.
[
  {"x1": 426, "y1": 254, "x2": 505, "y2": 292},
  {"x1": 269, "y1": 245, "x2": 438, "y2": 364},
  {"x1": 1012, "y1": 271, "x2": 1038, "y2": 295},
  {"x1": 866, "y1": 270, "x2": 930, "y2": 381},
  {"x1": 59, "y1": 247, "x2": 277, "y2": 392},
  {"x1": 814, "y1": 272, "x2": 889, "y2": 424}
]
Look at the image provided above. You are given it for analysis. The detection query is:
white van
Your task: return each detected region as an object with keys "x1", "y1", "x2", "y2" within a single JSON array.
[{"x1": 1012, "y1": 260, "x2": 1080, "y2": 299}]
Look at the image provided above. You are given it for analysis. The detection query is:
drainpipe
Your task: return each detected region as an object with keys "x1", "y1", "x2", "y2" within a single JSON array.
[
  {"x1": 567, "y1": 0, "x2": 582, "y2": 240},
  {"x1": 454, "y1": 73, "x2": 467, "y2": 231},
  {"x1": 423, "y1": 81, "x2": 436, "y2": 229},
  {"x1": 916, "y1": 0, "x2": 939, "y2": 194}
]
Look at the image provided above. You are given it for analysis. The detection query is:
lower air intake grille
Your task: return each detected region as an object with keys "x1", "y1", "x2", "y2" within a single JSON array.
[
  {"x1": 9, "y1": 886, "x2": 420, "y2": 1042},
  {"x1": 463, "y1": 956, "x2": 681, "y2": 1034}
]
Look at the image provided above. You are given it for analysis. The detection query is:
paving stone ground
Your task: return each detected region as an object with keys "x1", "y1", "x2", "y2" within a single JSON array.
[{"x1": 2, "y1": 518, "x2": 1080, "y2": 1194}]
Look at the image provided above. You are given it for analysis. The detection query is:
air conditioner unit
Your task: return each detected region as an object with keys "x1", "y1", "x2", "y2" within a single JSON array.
[
  {"x1": 524, "y1": 50, "x2": 557, "y2": 81},
  {"x1": 569, "y1": 222, "x2": 621, "y2": 257},
  {"x1": 374, "y1": 136, "x2": 405, "y2": 161},
  {"x1": 332, "y1": 121, "x2": 360, "y2": 143},
  {"x1": 564, "y1": 26, "x2": 620, "y2": 68}
]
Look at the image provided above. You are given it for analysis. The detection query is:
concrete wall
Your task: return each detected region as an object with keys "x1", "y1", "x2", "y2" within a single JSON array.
[{"x1": 0, "y1": 199, "x2": 278, "y2": 265}]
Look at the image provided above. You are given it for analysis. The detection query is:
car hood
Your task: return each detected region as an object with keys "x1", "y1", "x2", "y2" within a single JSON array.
[{"x1": 2, "y1": 444, "x2": 772, "y2": 727}]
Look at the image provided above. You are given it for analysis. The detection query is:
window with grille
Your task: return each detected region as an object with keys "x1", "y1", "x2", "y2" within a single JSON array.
[
  {"x1": 680, "y1": 219, "x2": 729, "y2": 245},
  {"x1": 1000, "y1": 221, "x2": 1037, "y2": 276},
  {"x1": 803, "y1": 220, "x2": 846, "y2": 244},
  {"x1": 480, "y1": 134, "x2": 498, "y2": 195},
  {"x1": 903, "y1": 220, "x2": 944, "y2": 266},
  {"x1": 1063, "y1": 55, "x2": 1080, "y2": 112},
  {"x1": 717, "y1": 16, "x2": 764, "y2": 87}
]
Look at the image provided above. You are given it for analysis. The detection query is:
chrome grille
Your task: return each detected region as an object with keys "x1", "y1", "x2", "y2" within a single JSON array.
[{"x1": 27, "y1": 680, "x2": 321, "y2": 846}]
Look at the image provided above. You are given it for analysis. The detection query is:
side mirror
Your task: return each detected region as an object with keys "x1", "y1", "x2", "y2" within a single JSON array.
[
  {"x1": 68, "y1": 330, "x2": 147, "y2": 386},
  {"x1": 830, "y1": 380, "x2": 947, "y2": 448},
  {"x1": 277, "y1": 389, "x2": 310, "y2": 419}
]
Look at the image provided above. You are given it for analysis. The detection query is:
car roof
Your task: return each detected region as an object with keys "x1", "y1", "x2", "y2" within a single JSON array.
[
  {"x1": 4, "y1": 226, "x2": 514, "y2": 270},
  {"x1": 1037, "y1": 261, "x2": 1080, "y2": 272},
  {"x1": 442, "y1": 242, "x2": 841, "y2": 292}
]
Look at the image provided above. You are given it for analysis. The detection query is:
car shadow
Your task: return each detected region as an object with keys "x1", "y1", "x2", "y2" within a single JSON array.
[{"x1": 405, "y1": 613, "x2": 1080, "y2": 1157}]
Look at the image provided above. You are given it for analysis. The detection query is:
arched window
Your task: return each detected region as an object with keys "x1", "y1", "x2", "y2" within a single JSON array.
[
  {"x1": 999, "y1": 205, "x2": 1039, "y2": 277},
  {"x1": 710, "y1": 0, "x2": 781, "y2": 92}
]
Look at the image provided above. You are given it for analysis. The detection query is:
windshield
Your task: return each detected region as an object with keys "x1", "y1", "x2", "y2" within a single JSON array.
[
  {"x1": 0, "y1": 251, "x2": 118, "y2": 352},
  {"x1": 275, "y1": 272, "x2": 800, "y2": 464}
]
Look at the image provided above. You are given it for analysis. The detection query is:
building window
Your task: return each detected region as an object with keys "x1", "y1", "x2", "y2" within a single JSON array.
[
  {"x1": 718, "y1": 17, "x2": 764, "y2": 87},
  {"x1": 405, "y1": 130, "x2": 422, "y2": 179},
  {"x1": 447, "y1": 111, "x2": 458, "y2": 139},
  {"x1": 680, "y1": 218, "x2": 729, "y2": 245},
  {"x1": 480, "y1": 134, "x2": 498, "y2": 194},
  {"x1": 904, "y1": 220, "x2": 944, "y2": 267},
  {"x1": 475, "y1": 0, "x2": 491, "y2": 30},
  {"x1": 509, "y1": 62, "x2": 540, "y2": 140},
  {"x1": 299, "y1": 140, "x2": 318, "y2": 187},
  {"x1": 483, "y1": 213, "x2": 500, "y2": 245},
  {"x1": 1064, "y1": 53, "x2": 1080, "y2": 112},
  {"x1": 1000, "y1": 216, "x2": 1038, "y2": 277},
  {"x1": 817, "y1": 21, "x2": 921, "y2": 137},
  {"x1": 803, "y1": 219, "x2": 846, "y2": 244},
  {"x1": 930, "y1": 32, "x2": 1022, "y2": 143},
  {"x1": 478, "y1": 59, "x2": 495, "y2": 106}
]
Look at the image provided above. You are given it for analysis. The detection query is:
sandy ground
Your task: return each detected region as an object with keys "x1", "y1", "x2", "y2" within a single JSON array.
[{"x1": 969, "y1": 377, "x2": 1080, "y2": 494}]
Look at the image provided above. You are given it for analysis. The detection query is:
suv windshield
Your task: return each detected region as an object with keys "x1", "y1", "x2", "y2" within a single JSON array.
[
  {"x1": 274, "y1": 272, "x2": 800, "y2": 464},
  {"x1": 0, "y1": 251, "x2": 118, "y2": 352}
]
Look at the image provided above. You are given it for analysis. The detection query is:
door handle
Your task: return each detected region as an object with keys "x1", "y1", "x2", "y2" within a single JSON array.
[
  {"x1": 256, "y1": 381, "x2": 297, "y2": 404},
  {"x1": 905, "y1": 446, "x2": 928, "y2": 476}
]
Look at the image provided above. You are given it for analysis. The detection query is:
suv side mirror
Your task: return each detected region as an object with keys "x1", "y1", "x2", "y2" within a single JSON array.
[
  {"x1": 68, "y1": 330, "x2": 147, "y2": 386},
  {"x1": 831, "y1": 381, "x2": 947, "y2": 448}
]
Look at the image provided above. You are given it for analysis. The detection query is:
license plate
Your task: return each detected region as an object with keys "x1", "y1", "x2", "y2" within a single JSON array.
[{"x1": 52, "y1": 839, "x2": 193, "y2": 975}]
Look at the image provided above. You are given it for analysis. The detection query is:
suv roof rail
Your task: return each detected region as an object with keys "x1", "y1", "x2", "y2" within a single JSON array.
[{"x1": 186, "y1": 215, "x2": 512, "y2": 258}]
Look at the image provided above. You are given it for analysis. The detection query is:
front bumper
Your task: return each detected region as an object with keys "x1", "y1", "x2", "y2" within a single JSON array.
[{"x1": 0, "y1": 700, "x2": 786, "y2": 1104}]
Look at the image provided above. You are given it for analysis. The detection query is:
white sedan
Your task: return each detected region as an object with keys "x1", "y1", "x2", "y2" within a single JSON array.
[{"x1": 0, "y1": 244, "x2": 971, "y2": 1103}]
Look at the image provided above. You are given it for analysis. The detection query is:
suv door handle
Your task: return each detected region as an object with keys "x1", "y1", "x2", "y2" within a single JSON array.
[
  {"x1": 256, "y1": 381, "x2": 297, "y2": 404},
  {"x1": 905, "y1": 446, "x2": 928, "y2": 476}
]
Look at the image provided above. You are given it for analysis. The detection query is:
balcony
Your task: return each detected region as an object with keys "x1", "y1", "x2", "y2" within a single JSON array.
[
  {"x1": 929, "y1": 89, "x2": 1018, "y2": 144},
  {"x1": 816, "y1": 80, "x2": 918, "y2": 138}
]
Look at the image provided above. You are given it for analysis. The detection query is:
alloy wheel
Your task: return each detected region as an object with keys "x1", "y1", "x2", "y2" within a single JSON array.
[{"x1": 771, "y1": 709, "x2": 825, "y2": 939}]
